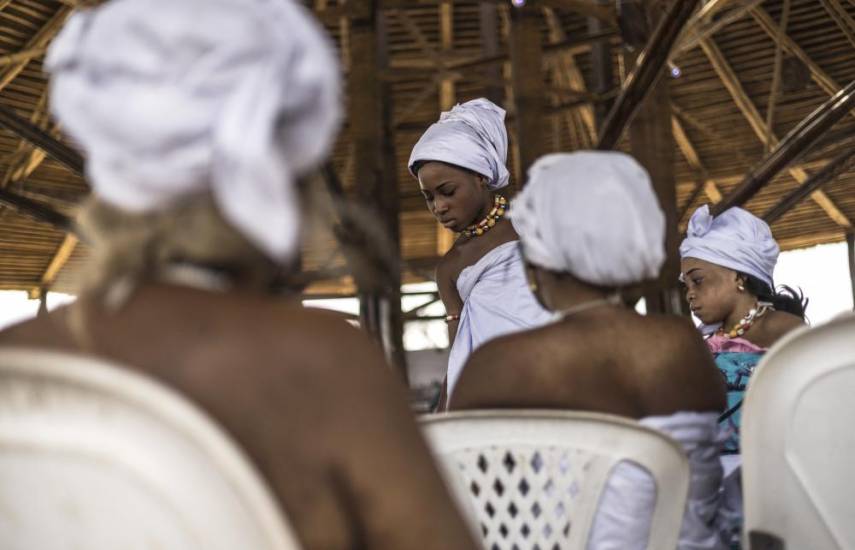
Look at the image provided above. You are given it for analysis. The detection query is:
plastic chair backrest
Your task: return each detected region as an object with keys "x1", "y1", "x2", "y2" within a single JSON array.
[
  {"x1": 742, "y1": 312, "x2": 855, "y2": 550},
  {"x1": 0, "y1": 347, "x2": 302, "y2": 550},
  {"x1": 421, "y1": 410, "x2": 689, "y2": 549}
]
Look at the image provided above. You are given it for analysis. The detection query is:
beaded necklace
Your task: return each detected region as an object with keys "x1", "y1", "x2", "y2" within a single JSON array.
[
  {"x1": 717, "y1": 301, "x2": 773, "y2": 338},
  {"x1": 460, "y1": 195, "x2": 507, "y2": 238}
]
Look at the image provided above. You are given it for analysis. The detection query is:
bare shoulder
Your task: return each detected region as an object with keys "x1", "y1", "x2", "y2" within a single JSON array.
[
  {"x1": 765, "y1": 310, "x2": 805, "y2": 335},
  {"x1": 450, "y1": 325, "x2": 556, "y2": 409}
]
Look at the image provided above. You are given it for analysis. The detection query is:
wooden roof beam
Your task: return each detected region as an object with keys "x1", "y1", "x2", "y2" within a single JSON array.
[
  {"x1": 0, "y1": 104, "x2": 84, "y2": 175},
  {"x1": 764, "y1": 0, "x2": 790, "y2": 151},
  {"x1": 0, "y1": 6, "x2": 71, "y2": 92},
  {"x1": 543, "y1": 7, "x2": 596, "y2": 146},
  {"x1": 675, "y1": 0, "x2": 766, "y2": 56},
  {"x1": 31, "y1": 233, "x2": 78, "y2": 299},
  {"x1": 376, "y1": 0, "x2": 615, "y2": 22},
  {"x1": 509, "y1": 5, "x2": 547, "y2": 181},
  {"x1": 764, "y1": 148, "x2": 855, "y2": 224},
  {"x1": 820, "y1": 0, "x2": 855, "y2": 51},
  {"x1": 750, "y1": 7, "x2": 854, "y2": 120},
  {"x1": 597, "y1": 0, "x2": 700, "y2": 149},
  {"x1": 671, "y1": 114, "x2": 723, "y2": 212},
  {"x1": 701, "y1": 37, "x2": 852, "y2": 227}
]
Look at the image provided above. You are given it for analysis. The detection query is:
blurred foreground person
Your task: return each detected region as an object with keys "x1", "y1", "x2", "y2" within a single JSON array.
[{"x1": 0, "y1": 1, "x2": 479, "y2": 548}]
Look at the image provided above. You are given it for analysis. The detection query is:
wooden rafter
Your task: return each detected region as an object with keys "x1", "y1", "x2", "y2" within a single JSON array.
[
  {"x1": 701, "y1": 38, "x2": 852, "y2": 227},
  {"x1": 675, "y1": 0, "x2": 766, "y2": 56},
  {"x1": 31, "y1": 233, "x2": 78, "y2": 299},
  {"x1": 765, "y1": 0, "x2": 790, "y2": 150},
  {"x1": 509, "y1": 5, "x2": 547, "y2": 181},
  {"x1": 751, "y1": 7, "x2": 854, "y2": 120},
  {"x1": 542, "y1": 7, "x2": 596, "y2": 147},
  {"x1": 671, "y1": 115, "x2": 723, "y2": 207},
  {"x1": 0, "y1": 7, "x2": 71, "y2": 92},
  {"x1": 820, "y1": 0, "x2": 855, "y2": 51}
]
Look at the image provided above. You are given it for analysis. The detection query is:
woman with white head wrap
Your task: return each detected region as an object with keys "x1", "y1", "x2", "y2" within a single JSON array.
[
  {"x1": 409, "y1": 98, "x2": 552, "y2": 406},
  {"x1": 452, "y1": 152, "x2": 740, "y2": 550},
  {"x1": 0, "y1": 2, "x2": 481, "y2": 549},
  {"x1": 680, "y1": 205, "x2": 806, "y2": 462}
]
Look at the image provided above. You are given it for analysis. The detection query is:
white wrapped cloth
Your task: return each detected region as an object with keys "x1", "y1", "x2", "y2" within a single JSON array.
[
  {"x1": 589, "y1": 412, "x2": 742, "y2": 550},
  {"x1": 680, "y1": 205, "x2": 779, "y2": 289},
  {"x1": 510, "y1": 152, "x2": 666, "y2": 286},
  {"x1": 45, "y1": 0, "x2": 341, "y2": 262},
  {"x1": 408, "y1": 98, "x2": 510, "y2": 190},
  {"x1": 447, "y1": 241, "x2": 553, "y2": 397}
]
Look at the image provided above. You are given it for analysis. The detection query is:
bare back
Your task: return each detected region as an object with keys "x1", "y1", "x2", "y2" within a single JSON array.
[
  {"x1": 450, "y1": 306, "x2": 726, "y2": 418},
  {"x1": 0, "y1": 284, "x2": 476, "y2": 550}
]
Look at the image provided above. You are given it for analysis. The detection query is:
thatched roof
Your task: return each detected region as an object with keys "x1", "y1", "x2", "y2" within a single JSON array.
[{"x1": 0, "y1": 0, "x2": 853, "y2": 298}]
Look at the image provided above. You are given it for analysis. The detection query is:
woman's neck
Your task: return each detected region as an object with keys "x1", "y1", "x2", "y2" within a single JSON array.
[{"x1": 722, "y1": 294, "x2": 760, "y2": 331}]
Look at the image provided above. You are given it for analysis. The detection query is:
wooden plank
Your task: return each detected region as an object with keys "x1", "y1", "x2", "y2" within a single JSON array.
[
  {"x1": 509, "y1": 5, "x2": 547, "y2": 182},
  {"x1": 32, "y1": 233, "x2": 78, "y2": 299},
  {"x1": 765, "y1": 0, "x2": 790, "y2": 151},
  {"x1": 701, "y1": 37, "x2": 852, "y2": 228},
  {"x1": 479, "y1": 1, "x2": 503, "y2": 104},
  {"x1": 349, "y1": 3, "x2": 407, "y2": 378},
  {"x1": 0, "y1": 7, "x2": 71, "y2": 93},
  {"x1": 671, "y1": 115, "x2": 723, "y2": 203},
  {"x1": 750, "y1": 8, "x2": 850, "y2": 109},
  {"x1": 820, "y1": 0, "x2": 855, "y2": 51},
  {"x1": 543, "y1": 7, "x2": 596, "y2": 146}
]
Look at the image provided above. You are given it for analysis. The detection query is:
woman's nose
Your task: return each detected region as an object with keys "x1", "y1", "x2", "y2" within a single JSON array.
[{"x1": 434, "y1": 198, "x2": 449, "y2": 214}]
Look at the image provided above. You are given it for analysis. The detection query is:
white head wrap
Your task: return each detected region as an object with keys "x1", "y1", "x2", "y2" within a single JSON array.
[
  {"x1": 45, "y1": 0, "x2": 341, "y2": 262},
  {"x1": 408, "y1": 98, "x2": 510, "y2": 190},
  {"x1": 680, "y1": 205, "x2": 779, "y2": 289},
  {"x1": 510, "y1": 151, "x2": 666, "y2": 286}
]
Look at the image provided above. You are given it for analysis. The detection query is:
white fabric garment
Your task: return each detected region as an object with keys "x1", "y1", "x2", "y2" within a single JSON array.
[
  {"x1": 408, "y1": 98, "x2": 510, "y2": 190},
  {"x1": 589, "y1": 412, "x2": 742, "y2": 550},
  {"x1": 680, "y1": 205, "x2": 779, "y2": 290},
  {"x1": 510, "y1": 151, "x2": 666, "y2": 287},
  {"x1": 447, "y1": 241, "x2": 554, "y2": 397},
  {"x1": 46, "y1": 0, "x2": 341, "y2": 262}
]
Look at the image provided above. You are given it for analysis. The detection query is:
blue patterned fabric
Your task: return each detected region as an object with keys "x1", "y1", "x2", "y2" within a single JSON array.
[{"x1": 714, "y1": 351, "x2": 764, "y2": 454}]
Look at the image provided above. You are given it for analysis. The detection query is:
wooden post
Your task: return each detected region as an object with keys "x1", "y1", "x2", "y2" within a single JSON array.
[
  {"x1": 848, "y1": 231, "x2": 855, "y2": 309},
  {"x1": 626, "y1": 1, "x2": 684, "y2": 315},
  {"x1": 349, "y1": 1, "x2": 407, "y2": 380},
  {"x1": 588, "y1": 3, "x2": 614, "y2": 130},
  {"x1": 479, "y1": 1, "x2": 504, "y2": 105},
  {"x1": 509, "y1": 5, "x2": 546, "y2": 184}
]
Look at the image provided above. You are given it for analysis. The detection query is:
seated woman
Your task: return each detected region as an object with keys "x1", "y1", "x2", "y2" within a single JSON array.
[
  {"x1": 0, "y1": 2, "x2": 478, "y2": 549},
  {"x1": 680, "y1": 205, "x2": 806, "y2": 464},
  {"x1": 408, "y1": 98, "x2": 552, "y2": 405},
  {"x1": 451, "y1": 152, "x2": 736, "y2": 549}
]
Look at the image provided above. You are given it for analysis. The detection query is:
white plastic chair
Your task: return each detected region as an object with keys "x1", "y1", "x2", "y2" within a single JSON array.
[
  {"x1": 421, "y1": 410, "x2": 690, "y2": 549},
  {"x1": 742, "y1": 312, "x2": 855, "y2": 550},
  {"x1": 0, "y1": 347, "x2": 302, "y2": 550}
]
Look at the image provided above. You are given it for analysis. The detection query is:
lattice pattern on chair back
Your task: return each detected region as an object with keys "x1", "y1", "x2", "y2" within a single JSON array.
[
  {"x1": 422, "y1": 410, "x2": 690, "y2": 550},
  {"x1": 451, "y1": 444, "x2": 598, "y2": 549}
]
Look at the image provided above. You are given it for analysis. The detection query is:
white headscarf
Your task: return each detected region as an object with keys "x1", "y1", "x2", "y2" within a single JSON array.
[
  {"x1": 408, "y1": 98, "x2": 510, "y2": 190},
  {"x1": 46, "y1": 0, "x2": 341, "y2": 262},
  {"x1": 680, "y1": 205, "x2": 779, "y2": 289},
  {"x1": 510, "y1": 151, "x2": 666, "y2": 286}
]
